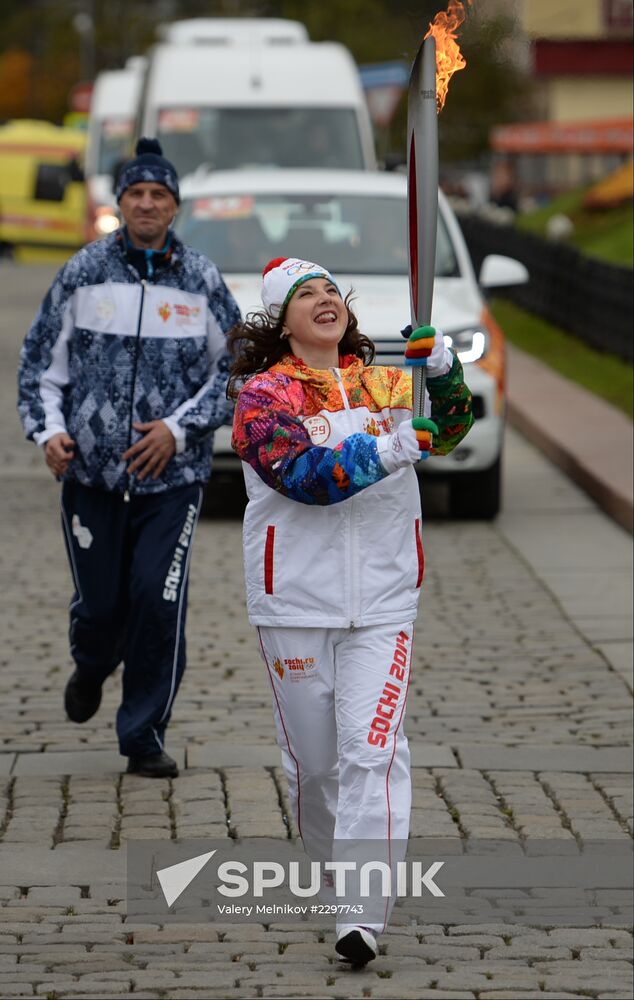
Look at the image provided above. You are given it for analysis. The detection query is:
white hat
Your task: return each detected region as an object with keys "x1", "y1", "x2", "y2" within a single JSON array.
[{"x1": 261, "y1": 257, "x2": 340, "y2": 319}]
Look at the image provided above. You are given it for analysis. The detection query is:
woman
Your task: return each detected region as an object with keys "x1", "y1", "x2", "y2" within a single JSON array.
[{"x1": 229, "y1": 256, "x2": 473, "y2": 964}]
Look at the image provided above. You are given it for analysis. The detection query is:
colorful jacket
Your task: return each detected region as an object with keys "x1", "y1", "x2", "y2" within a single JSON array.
[
  {"x1": 232, "y1": 352, "x2": 472, "y2": 627},
  {"x1": 17, "y1": 230, "x2": 241, "y2": 494}
]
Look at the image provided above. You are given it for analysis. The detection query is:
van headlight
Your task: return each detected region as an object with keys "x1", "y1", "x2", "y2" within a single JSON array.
[
  {"x1": 94, "y1": 206, "x2": 120, "y2": 236},
  {"x1": 443, "y1": 328, "x2": 488, "y2": 364}
]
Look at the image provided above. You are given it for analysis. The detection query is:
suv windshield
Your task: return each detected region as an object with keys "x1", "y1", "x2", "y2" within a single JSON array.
[
  {"x1": 156, "y1": 107, "x2": 365, "y2": 174},
  {"x1": 176, "y1": 192, "x2": 459, "y2": 277}
]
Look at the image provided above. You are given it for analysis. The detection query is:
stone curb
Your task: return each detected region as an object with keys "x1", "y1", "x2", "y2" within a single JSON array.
[{"x1": 506, "y1": 345, "x2": 634, "y2": 534}]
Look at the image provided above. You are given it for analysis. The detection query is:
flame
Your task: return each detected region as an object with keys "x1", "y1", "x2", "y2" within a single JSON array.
[{"x1": 424, "y1": 0, "x2": 472, "y2": 112}]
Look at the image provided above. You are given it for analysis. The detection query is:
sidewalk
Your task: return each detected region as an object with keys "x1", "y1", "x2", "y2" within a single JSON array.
[
  {"x1": 1, "y1": 264, "x2": 632, "y2": 1000},
  {"x1": 506, "y1": 345, "x2": 634, "y2": 534}
]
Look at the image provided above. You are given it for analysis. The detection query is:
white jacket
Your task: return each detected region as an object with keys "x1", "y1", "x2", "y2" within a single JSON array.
[
  {"x1": 232, "y1": 352, "x2": 472, "y2": 627},
  {"x1": 233, "y1": 355, "x2": 429, "y2": 628},
  {"x1": 242, "y1": 460, "x2": 422, "y2": 628}
]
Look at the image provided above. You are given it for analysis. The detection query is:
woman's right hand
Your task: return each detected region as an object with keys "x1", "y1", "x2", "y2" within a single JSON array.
[{"x1": 376, "y1": 418, "x2": 438, "y2": 473}]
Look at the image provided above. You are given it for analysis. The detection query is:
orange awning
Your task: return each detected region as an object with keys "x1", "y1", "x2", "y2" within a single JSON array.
[{"x1": 491, "y1": 118, "x2": 633, "y2": 155}]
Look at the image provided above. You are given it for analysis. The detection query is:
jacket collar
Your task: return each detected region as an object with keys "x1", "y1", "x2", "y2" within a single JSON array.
[
  {"x1": 114, "y1": 227, "x2": 183, "y2": 277},
  {"x1": 272, "y1": 353, "x2": 364, "y2": 386}
]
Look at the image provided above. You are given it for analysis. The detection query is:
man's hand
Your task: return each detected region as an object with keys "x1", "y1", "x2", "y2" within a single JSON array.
[
  {"x1": 122, "y1": 421, "x2": 176, "y2": 481},
  {"x1": 44, "y1": 432, "x2": 75, "y2": 478}
]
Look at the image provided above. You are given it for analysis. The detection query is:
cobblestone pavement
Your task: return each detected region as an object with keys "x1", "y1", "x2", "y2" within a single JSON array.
[{"x1": 1, "y1": 265, "x2": 632, "y2": 999}]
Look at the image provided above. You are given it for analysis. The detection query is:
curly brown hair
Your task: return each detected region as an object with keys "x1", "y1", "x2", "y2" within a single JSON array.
[{"x1": 226, "y1": 291, "x2": 375, "y2": 399}]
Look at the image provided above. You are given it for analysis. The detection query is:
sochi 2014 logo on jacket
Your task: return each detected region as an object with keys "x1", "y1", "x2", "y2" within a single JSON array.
[{"x1": 158, "y1": 301, "x2": 202, "y2": 326}]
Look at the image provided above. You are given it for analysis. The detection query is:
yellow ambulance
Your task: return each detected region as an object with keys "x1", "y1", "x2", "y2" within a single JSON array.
[{"x1": 0, "y1": 119, "x2": 87, "y2": 260}]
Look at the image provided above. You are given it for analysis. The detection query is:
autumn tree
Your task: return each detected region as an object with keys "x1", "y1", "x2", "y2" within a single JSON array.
[
  {"x1": 0, "y1": 0, "x2": 533, "y2": 159},
  {"x1": 0, "y1": 49, "x2": 33, "y2": 120}
]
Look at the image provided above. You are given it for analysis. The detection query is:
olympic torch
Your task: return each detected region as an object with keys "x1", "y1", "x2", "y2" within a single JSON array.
[
  {"x1": 406, "y1": 34, "x2": 438, "y2": 420},
  {"x1": 406, "y1": 1, "x2": 470, "y2": 428}
]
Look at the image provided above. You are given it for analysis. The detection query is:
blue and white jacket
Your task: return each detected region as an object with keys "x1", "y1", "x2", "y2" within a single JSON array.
[{"x1": 18, "y1": 230, "x2": 241, "y2": 494}]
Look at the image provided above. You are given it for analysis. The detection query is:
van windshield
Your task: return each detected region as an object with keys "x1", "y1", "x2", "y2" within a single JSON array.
[
  {"x1": 176, "y1": 192, "x2": 459, "y2": 277},
  {"x1": 156, "y1": 108, "x2": 365, "y2": 174},
  {"x1": 97, "y1": 120, "x2": 134, "y2": 175}
]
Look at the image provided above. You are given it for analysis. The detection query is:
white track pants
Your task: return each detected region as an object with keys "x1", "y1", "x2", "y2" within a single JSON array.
[{"x1": 257, "y1": 622, "x2": 413, "y2": 932}]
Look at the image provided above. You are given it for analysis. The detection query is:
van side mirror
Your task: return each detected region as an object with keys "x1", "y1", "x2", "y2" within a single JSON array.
[
  {"x1": 34, "y1": 163, "x2": 70, "y2": 202},
  {"x1": 112, "y1": 158, "x2": 126, "y2": 189},
  {"x1": 67, "y1": 157, "x2": 85, "y2": 183}
]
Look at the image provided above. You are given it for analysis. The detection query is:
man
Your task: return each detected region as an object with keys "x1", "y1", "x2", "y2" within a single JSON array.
[{"x1": 18, "y1": 138, "x2": 241, "y2": 778}]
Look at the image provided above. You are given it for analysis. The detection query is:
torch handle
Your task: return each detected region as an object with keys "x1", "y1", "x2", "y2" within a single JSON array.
[
  {"x1": 412, "y1": 363, "x2": 427, "y2": 420},
  {"x1": 407, "y1": 34, "x2": 438, "y2": 420}
]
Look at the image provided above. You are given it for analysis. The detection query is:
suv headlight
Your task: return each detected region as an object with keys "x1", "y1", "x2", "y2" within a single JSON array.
[{"x1": 443, "y1": 328, "x2": 488, "y2": 364}]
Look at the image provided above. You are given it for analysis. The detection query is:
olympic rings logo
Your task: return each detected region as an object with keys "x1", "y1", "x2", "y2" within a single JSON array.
[{"x1": 284, "y1": 259, "x2": 323, "y2": 277}]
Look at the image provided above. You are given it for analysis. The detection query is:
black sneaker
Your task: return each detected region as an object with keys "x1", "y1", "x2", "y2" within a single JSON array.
[
  {"x1": 64, "y1": 670, "x2": 102, "y2": 723},
  {"x1": 126, "y1": 752, "x2": 179, "y2": 778},
  {"x1": 335, "y1": 926, "x2": 378, "y2": 966}
]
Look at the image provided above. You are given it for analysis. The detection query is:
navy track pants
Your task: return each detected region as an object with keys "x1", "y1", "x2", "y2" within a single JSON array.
[{"x1": 60, "y1": 480, "x2": 203, "y2": 757}]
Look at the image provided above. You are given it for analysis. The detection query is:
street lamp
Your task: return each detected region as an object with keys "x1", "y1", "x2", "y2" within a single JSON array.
[{"x1": 72, "y1": 8, "x2": 95, "y2": 82}]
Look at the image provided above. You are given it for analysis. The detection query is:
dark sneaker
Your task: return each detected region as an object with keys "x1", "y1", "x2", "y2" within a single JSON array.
[
  {"x1": 126, "y1": 752, "x2": 179, "y2": 778},
  {"x1": 64, "y1": 670, "x2": 102, "y2": 723},
  {"x1": 335, "y1": 926, "x2": 378, "y2": 966}
]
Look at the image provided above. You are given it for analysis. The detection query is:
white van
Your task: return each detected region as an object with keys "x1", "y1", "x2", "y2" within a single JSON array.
[
  {"x1": 157, "y1": 17, "x2": 308, "y2": 45},
  {"x1": 138, "y1": 31, "x2": 377, "y2": 175},
  {"x1": 85, "y1": 57, "x2": 145, "y2": 236}
]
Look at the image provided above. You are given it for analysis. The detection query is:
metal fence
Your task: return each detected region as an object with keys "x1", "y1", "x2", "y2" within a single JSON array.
[{"x1": 457, "y1": 214, "x2": 634, "y2": 363}]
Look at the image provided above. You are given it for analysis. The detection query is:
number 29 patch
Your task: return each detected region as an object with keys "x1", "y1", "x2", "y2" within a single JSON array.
[{"x1": 302, "y1": 414, "x2": 331, "y2": 445}]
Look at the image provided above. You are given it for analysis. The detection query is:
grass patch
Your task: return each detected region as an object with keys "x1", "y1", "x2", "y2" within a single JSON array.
[
  {"x1": 517, "y1": 188, "x2": 633, "y2": 268},
  {"x1": 490, "y1": 297, "x2": 633, "y2": 420}
]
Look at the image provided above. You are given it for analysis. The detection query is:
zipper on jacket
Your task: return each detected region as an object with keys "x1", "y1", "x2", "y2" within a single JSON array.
[
  {"x1": 125, "y1": 279, "x2": 147, "y2": 497},
  {"x1": 332, "y1": 368, "x2": 360, "y2": 625},
  {"x1": 331, "y1": 367, "x2": 351, "y2": 417}
]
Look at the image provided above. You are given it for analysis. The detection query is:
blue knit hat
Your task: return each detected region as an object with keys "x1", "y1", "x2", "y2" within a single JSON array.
[{"x1": 115, "y1": 137, "x2": 180, "y2": 204}]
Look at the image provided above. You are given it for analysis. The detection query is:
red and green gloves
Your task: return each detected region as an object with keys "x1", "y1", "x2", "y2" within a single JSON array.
[
  {"x1": 411, "y1": 416, "x2": 437, "y2": 456},
  {"x1": 404, "y1": 324, "x2": 436, "y2": 364},
  {"x1": 376, "y1": 325, "x2": 452, "y2": 472},
  {"x1": 376, "y1": 416, "x2": 439, "y2": 473},
  {"x1": 402, "y1": 324, "x2": 453, "y2": 378}
]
